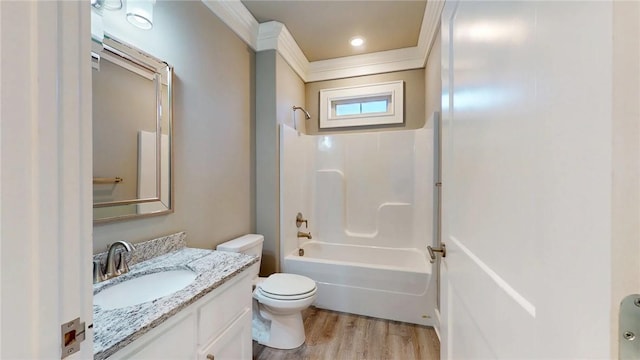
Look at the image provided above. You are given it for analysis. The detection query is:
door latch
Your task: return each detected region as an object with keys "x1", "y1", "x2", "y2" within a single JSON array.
[
  {"x1": 61, "y1": 317, "x2": 86, "y2": 359},
  {"x1": 620, "y1": 294, "x2": 640, "y2": 358},
  {"x1": 427, "y1": 243, "x2": 446, "y2": 263}
]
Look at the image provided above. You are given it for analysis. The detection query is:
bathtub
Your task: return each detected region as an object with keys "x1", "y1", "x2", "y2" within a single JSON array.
[{"x1": 283, "y1": 241, "x2": 436, "y2": 326}]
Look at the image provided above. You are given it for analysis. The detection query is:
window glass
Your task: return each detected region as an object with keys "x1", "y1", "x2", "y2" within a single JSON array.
[
  {"x1": 361, "y1": 100, "x2": 388, "y2": 113},
  {"x1": 334, "y1": 99, "x2": 389, "y2": 117},
  {"x1": 335, "y1": 103, "x2": 361, "y2": 116}
]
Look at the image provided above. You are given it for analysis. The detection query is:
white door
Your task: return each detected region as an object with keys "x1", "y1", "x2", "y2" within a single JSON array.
[
  {"x1": 1, "y1": 1, "x2": 94, "y2": 358},
  {"x1": 439, "y1": 1, "x2": 613, "y2": 358}
]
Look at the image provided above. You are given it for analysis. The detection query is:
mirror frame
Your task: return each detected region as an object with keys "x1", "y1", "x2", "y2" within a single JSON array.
[{"x1": 92, "y1": 34, "x2": 174, "y2": 224}]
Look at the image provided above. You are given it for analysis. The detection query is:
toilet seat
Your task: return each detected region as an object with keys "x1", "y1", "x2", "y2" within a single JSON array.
[
  {"x1": 257, "y1": 286, "x2": 317, "y2": 301},
  {"x1": 256, "y1": 273, "x2": 317, "y2": 301}
]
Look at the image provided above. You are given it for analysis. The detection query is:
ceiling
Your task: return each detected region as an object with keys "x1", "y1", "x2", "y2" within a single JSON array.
[{"x1": 241, "y1": 0, "x2": 427, "y2": 62}]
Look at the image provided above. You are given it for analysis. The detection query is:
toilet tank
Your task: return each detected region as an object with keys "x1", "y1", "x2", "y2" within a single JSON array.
[{"x1": 216, "y1": 234, "x2": 264, "y2": 259}]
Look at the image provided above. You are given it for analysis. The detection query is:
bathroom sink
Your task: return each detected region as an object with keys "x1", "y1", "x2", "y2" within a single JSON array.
[{"x1": 94, "y1": 269, "x2": 197, "y2": 310}]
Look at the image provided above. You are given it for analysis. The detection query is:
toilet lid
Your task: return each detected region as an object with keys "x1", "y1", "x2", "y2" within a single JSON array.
[
  {"x1": 257, "y1": 286, "x2": 317, "y2": 301},
  {"x1": 258, "y1": 273, "x2": 316, "y2": 297}
]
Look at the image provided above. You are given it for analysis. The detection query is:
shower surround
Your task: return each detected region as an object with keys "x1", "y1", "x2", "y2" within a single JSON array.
[{"x1": 280, "y1": 124, "x2": 437, "y2": 326}]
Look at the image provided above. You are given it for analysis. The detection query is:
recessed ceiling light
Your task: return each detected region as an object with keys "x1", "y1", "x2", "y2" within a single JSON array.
[{"x1": 350, "y1": 37, "x2": 365, "y2": 47}]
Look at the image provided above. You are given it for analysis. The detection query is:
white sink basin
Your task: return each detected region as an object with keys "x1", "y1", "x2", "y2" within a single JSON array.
[{"x1": 94, "y1": 269, "x2": 197, "y2": 310}]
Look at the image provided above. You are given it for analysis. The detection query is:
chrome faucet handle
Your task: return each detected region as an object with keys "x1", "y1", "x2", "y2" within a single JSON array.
[
  {"x1": 93, "y1": 260, "x2": 105, "y2": 284},
  {"x1": 296, "y1": 212, "x2": 308, "y2": 228}
]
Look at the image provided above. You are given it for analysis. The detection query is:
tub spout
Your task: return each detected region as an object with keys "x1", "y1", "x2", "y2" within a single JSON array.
[{"x1": 297, "y1": 231, "x2": 312, "y2": 239}]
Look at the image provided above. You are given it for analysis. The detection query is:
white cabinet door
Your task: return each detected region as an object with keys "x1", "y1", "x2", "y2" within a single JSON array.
[
  {"x1": 440, "y1": 0, "x2": 613, "y2": 358},
  {"x1": 119, "y1": 314, "x2": 196, "y2": 360},
  {"x1": 198, "y1": 309, "x2": 251, "y2": 360},
  {"x1": 197, "y1": 276, "x2": 251, "y2": 346},
  {"x1": 1, "y1": 1, "x2": 93, "y2": 359}
]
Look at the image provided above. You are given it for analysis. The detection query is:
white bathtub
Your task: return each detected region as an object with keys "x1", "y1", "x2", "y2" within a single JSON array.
[{"x1": 283, "y1": 241, "x2": 436, "y2": 326}]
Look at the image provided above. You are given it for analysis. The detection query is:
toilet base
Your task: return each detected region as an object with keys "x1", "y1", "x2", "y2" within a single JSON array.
[
  {"x1": 252, "y1": 302, "x2": 271, "y2": 345},
  {"x1": 253, "y1": 302, "x2": 306, "y2": 350}
]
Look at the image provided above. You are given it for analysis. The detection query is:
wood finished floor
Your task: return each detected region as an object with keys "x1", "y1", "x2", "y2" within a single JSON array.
[{"x1": 253, "y1": 307, "x2": 440, "y2": 360}]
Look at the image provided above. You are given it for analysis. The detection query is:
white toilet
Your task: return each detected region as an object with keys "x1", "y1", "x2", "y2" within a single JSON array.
[{"x1": 217, "y1": 234, "x2": 317, "y2": 350}]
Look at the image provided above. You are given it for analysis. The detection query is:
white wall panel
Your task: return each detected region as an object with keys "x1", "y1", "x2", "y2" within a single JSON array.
[
  {"x1": 282, "y1": 124, "x2": 433, "y2": 251},
  {"x1": 279, "y1": 125, "x2": 314, "y2": 261},
  {"x1": 307, "y1": 129, "x2": 433, "y2": 250},
  {"x1": 345, "y1": 134, "x2": 382, "y2": 234},
  {"x1": 314, "y1": 170, "x2": 345, "y2": 242},
  {"x1": 414, "y1": 127, "x2": 434, "y2": 250},
  {"x1": 378, "y1": 131, "x2": 415, "y2": 204}
]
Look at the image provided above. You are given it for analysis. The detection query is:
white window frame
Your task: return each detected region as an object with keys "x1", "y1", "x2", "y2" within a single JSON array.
[{"x1": 319, "y1": 80, "x2": 404, "y2": 128}]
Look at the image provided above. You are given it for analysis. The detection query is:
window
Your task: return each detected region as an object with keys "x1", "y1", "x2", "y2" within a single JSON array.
[
  {"x1": 319, "y1": 81, "x2": 404, "y2": 129},
  {"x1": 334, "y1": 96, "x2": 390, "y2": 117}
]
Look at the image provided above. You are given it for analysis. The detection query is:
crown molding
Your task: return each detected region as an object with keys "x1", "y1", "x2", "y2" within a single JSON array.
[
  {"x1": 418, "y1": 0, "x2": 446, "y2": 63},
  {"x1": 257, "y1": 21, "x2": 309, "y2": 81},
  {"x1": 306, "y1": 47, "x2": 424, "y2": 82},
  {"x1": 202, "y1": 0, "x2": 445, "y2": 82},
  {"x1": 202, "y1": 0, "x2": 259, "y2": 49}
]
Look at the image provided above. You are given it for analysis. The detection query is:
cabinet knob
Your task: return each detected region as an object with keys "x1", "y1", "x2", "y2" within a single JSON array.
[{"x1": 206, "y1": 355, "x2": 214, "y2": 360}]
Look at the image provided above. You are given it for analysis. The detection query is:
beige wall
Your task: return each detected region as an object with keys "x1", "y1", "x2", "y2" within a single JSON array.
[
  {"x1": 277, "y1": 54, "x2": 307, "y2": 134},
  {"x1": 255, "y1": 50, "x2": 278, "y2": 274},
  {"x1": 255, "y1": 51, "x2": 305, "y2": 275},
  {"x1": 93, "y1": 1, "x2": 255, "y2": 252},
  {"x1": 305, "y1": 68, "x2": 425, "y2": 135},
  {"x1": 611, "y1": 1, "x2": 640, "y2": 357},
  {"x1": 425, "y1": 30, "x2": 441, "y2": 122}
]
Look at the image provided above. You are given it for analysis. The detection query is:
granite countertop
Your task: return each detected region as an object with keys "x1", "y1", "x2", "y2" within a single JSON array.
[{"x1": 92, "y1": 233, "x2": 258, "y2": 360}]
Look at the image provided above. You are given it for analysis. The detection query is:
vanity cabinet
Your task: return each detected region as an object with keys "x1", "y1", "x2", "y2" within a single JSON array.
[
  {"x1": 198, "y1": 310, "x2": 252, "y2": 360},
  {"x1": 106, "y1": 269, "x2": 253, "y2": 360}
]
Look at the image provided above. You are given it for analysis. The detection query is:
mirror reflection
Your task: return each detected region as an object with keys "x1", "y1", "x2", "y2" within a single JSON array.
[{"x1": 92, "y1": 34, "x2": 173, "y2": 223}]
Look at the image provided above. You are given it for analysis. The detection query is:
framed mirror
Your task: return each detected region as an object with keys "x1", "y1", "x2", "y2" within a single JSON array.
[{"x1": 92, "y1": 34, "x2": 173, "y2": 224}]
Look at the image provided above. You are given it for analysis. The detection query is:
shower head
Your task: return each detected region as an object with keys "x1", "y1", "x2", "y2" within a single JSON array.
[{"x1": 293, "y1": 106, "x2": 311, "y2": 120}]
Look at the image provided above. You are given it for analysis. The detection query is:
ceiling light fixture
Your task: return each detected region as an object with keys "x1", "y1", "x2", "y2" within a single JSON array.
[
  {"x1": 91, "y1": 0, "x2": 122, "y2": 11},
  {"x1": 126, "y1": 0, "x2": 155, "y2": 30},
  {"x1": 103, "y1": 0, "x2": 122, "y2": 10},
  {"x1": 350, "y1": 36, "x2": 365, "y2": 47}
]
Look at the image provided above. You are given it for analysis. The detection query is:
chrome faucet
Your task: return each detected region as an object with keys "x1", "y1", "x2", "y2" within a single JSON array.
[
  {"x1": 297, "y1": 231, "x2": 312, "y2": 239},
  {"x1": 95, "y1": 240, "x2": 135, "y2": 282},
  {"x1": 93, "y1": 260, "x2": 106, "y2": 284}
]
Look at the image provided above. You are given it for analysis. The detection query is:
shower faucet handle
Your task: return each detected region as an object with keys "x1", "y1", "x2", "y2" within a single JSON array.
[{"x1": 296, "y1": 212, "x2": 308, "y2": 228}]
